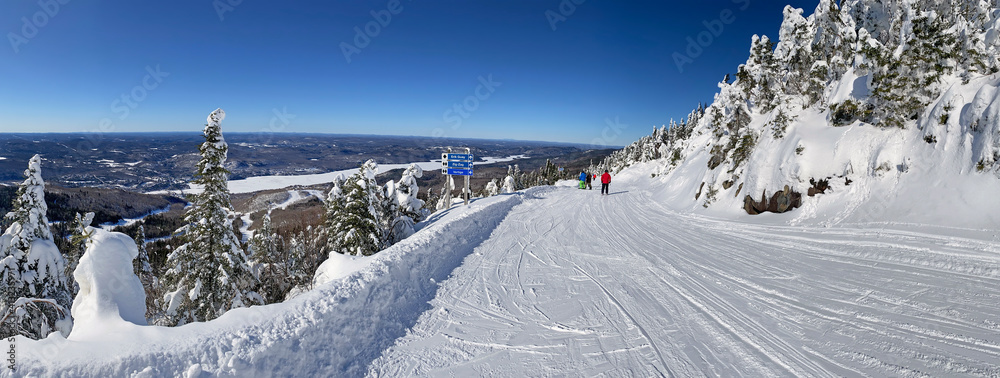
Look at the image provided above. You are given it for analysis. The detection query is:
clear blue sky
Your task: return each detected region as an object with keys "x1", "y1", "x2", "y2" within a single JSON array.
[{"x1": 0, "y1": 0, "x2": 817, "y2": 146}]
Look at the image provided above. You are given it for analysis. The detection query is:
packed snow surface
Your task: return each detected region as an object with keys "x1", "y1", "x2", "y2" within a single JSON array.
[{"x1": 14, "y1": 170, "x2": 1000, "y2": 376}]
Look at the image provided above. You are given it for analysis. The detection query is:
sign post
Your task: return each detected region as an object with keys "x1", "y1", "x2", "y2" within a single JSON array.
[{"x1": 441, "y1": 147, "x2": 473, "y2": 207}]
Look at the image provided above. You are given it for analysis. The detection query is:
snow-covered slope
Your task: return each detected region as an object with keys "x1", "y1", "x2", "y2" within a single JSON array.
[
  {"x1": 15, "y1": 172, "x2": 1000, "y2": 376},
  {"x1": 598, "y1": 0, "x2": 1000, "y2": 229},
  {"x1": 371, "y1": 173, "x2": 1000, "y2": 377},
  {"x1": 650, "y1": 75, "x2": 1000, "y2": 229}
]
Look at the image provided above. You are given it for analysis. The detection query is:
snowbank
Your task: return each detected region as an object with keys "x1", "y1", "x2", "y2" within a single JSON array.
[
  {"x1": 14, "y1": 191, "x2": 524, "y2": 377},
  {"x1": 69, "y1": 228, "x2": 147, "y2": 341},
  {"x1": 312, "y1": 252, "x2": 373, "y2": 287}
]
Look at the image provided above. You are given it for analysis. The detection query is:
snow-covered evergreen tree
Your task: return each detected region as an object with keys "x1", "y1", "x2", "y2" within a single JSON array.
[
  {"x1": 323, "y1": 178, "x2": 346, "y2": 254},
  {"x1": 385, "y1": 164, "x2": 426, "y2": 245},
  {"x1": 131, "y1": 224, "x2": 159, "y2": 322},
  {"x1": 248, "y1": 212, "x2": 289, "y2": 303},
  {"x1": 325, "y1": 160, "x2": 385, "y2": 256},
  {"x1": 65, "y1": 212, "x2": 94, "y2": 296},
  {"x1": 484, "y1": 179, "x2": 500, "y2": 197},
  {"x1": 0, "y1": 155, "x2": 71, "y2": 339},
  {"x1": 161, "y1": 109, "x2": 263, "y2": 326},
  {"x1": 501, "y1": 166, "x2": 517, "y2": 194},
  {"x1": 436, "y1": 175, "x2": 455, "y2": 210},
  {"x1": 285, "y1": 234, "x2": 310, "y2": 291}
]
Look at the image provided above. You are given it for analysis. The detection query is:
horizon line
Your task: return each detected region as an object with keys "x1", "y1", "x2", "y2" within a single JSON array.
[{"x1": 0, "y1": 131, "x2": 627, "y2": 150}]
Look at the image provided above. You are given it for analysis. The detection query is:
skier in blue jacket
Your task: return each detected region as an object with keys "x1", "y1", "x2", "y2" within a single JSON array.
[{"x1": 579, "y1": 171, "x2": 587, "y2": 189}]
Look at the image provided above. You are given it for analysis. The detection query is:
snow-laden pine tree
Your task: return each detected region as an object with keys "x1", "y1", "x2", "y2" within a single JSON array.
[
  {"x1": 325, "y1": 160, "x2": 385, "y2": 256},
  {"x1": 484, "y1": 179, "x2": 500, "y2": 197},
  {"x1": 65, "y1": 212, "x2": 94, "y2": 296},
  {"x1": 0, "y1": 155, "x2": 72, "y2": 339},
  {"x1": 323, "y1": 178, "x2": 346, "y2": 254},
  {"x1": 248, "y1": 212, "x2": 289, "y2": 304},
  {"x1": 501, "y1": 166, "x2": 517, "y2": 194},
  {"x1": 436, "y1": 175, "x2": 455, "y2": 210},
  {"x1": 385, "y1": 163, "x2": 427, "y2": 245},
  {"x1": 285, "y1": 234, "x2": 310, "y2": 290},
  {"x1": 131, "y1": 224, "x2": 159, "y2": 321},
  {"x1": 161, "y1": 109, "x2": 263, "y2": 326}
]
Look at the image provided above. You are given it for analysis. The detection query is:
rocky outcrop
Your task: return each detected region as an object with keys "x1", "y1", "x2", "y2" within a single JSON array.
[
  {"x1": 807, "y1": 178, "x2": 829, "y2": 197},
  {"x1": 744, "y1": 185, "x2": 802, "y2": 215}
]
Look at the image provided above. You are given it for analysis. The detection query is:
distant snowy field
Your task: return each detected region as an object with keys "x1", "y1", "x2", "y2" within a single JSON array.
[
  {"x1": 14, "y1": 163, "x2": 1000, "y2": 377},
  {"x1": 147, "y1": 155, "x2": 525, "y2": 195}
]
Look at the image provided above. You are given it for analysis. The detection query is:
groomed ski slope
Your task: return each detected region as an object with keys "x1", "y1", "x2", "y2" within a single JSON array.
[
  {"x1": 16, "y1": 173, "x2": 1000, "y2": 377},
  {"x1": 370, "y1": 183, "x2": 1000, "y2": 376}
]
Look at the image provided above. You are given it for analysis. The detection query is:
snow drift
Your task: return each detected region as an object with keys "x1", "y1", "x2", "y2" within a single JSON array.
[{"x1": 12, "y1": 192, "x2": 523, "y2": 377}]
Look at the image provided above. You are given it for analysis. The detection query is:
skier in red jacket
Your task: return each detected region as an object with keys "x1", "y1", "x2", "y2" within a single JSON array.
[{"x1": 600, "y1": 170, "x2": 611, "y2": 195}]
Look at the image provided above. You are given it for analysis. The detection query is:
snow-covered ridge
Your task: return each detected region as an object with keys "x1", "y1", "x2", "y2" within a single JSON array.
[{"x1": 600, "y1": 0, "x2": 1000, "y2": 229}]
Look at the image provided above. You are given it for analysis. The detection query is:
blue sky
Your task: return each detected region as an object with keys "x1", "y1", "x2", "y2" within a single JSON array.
[{"x1": 0, "y1": 0, "x2": 817, "y2": 146}]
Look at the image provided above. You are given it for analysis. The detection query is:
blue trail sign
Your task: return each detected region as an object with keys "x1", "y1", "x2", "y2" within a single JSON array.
[{"x1": 447, "y1": 168, "x2": 473, "y2": 176}]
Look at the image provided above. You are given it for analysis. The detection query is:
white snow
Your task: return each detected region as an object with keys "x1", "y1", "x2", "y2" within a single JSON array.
[
  {"x1": 96, "y1": 159, "x2": 141, "y2": 168},
  {"x1": 17, "y1": 192, "x2": 524, "y2": 376},
  {"x1": 69, "y1": 228, "x2": 147, "y2": 342},
  {"x1": 14, "y1": 170, "x2": 1000, "y2": 376}
]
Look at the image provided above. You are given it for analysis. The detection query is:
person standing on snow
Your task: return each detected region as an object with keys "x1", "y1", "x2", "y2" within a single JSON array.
[
  {"x1": 601, "y1": 170, "x2": 611, "y2": 195},
  {"x1": 585, "y1": 171, "x2": 593, "y2": 190},
  {"x1": 579, "y1": 171, "x2": 587, "y2": 189}
]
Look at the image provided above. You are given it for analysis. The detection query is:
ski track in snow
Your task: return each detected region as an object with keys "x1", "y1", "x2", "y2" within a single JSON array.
[
  {"x1": 13, "y1": 182, "x2": 1000, "y2": 377},
  {"x1": 369, "y1": 184, "x2": 1000, "y2": 377}
]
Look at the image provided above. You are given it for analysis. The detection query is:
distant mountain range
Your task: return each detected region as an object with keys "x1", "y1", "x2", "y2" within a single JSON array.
[{"x1": 0, "y1": 133, "x2": 600, "y2": 192}]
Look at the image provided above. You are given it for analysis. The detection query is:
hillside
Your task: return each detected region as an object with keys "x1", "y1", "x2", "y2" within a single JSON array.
[{"x1": 598, "y1": 0, "x2": 1000, "y2": 229}]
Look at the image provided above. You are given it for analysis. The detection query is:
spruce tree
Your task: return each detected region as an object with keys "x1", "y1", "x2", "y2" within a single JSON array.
[
  {"x1": 501, "y1": 166, "x2": 517, "y2": 194},
  {"x1": 131, "y1": 224, "x2": 159, "y2": 321},
  {"x1": 248, "y1": 212, "x2": 288, "y2": 303},
  {"x1": 325, "y1": 160, "x2": 385, "y2": 256},
  {"x1": 485, "y1": 179, "x2": 500, "y2": 197},
  {"x1": 0, "y1": 155, "x2": 71, "y2": 339},
  {"x1": 871, "y1": 11, "x2": 957, "y2": 128},
  {"x1": 386, "y1": 164, "x2": 426, "y2": 245},
  {"x1": 161, "y1": 109, "x2": 263, "y2": 326},
  {"x1": 65, "y1": 212, "x2": 94, "y2": 297},
  {"x1": 323, "y1": 178, "x2": 346, "y2": 254}
]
